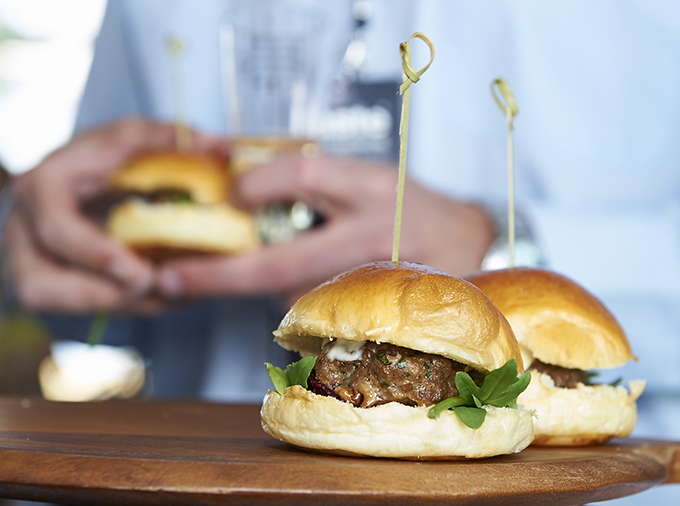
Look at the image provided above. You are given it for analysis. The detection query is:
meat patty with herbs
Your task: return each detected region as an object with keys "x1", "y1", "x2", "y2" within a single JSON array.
[
  {"x1": 528, "y1": 359, "x2": 590, "y2": 388},
  {"x1": 309, "y1": 340, "x2": 484, "y2": 408}
]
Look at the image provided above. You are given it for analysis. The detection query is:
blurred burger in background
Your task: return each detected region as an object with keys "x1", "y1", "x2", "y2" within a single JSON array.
[
  {"x1": 105, "y1": 151, "x2": 260, "y2": 260},
  {"x1": 467, "y1": 267, "x2": 645, "y2": 446}
]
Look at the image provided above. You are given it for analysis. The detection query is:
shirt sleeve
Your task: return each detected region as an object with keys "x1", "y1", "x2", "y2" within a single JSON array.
[{"x1": 74, "y1": 0, "x2": 147, "y2": 132}]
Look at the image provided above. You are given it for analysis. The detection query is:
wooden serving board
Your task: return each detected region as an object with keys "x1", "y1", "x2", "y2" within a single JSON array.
[{"x1": 0, "y1": 397, "x2": 677, "y2": 505}]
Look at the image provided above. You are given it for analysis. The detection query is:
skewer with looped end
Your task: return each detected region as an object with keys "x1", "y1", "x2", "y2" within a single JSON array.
[
  {"x1": 491, "y1": 77, "x2": 519, "y2": 268},
  {"x1": 167, "y1": 36, "x2": 192, "y2": 153},
  {"x1": 87, "y1": 37, "x2": 194, "y2": 347},
  {"x1": 392, "y1": 33, "x2": 434, "y2": 264}
]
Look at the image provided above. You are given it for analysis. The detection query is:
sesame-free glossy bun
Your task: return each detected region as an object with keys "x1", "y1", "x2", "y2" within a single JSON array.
[
  {"x1": 467, "y1": 267, "x2": 643, "y2": 446},
  {"x1": 264, "y1": 261, "x2": 533, "y2": 458},
  {"x1": 520, "y1": 371, "x2": 645, "y2": 446},
  {"x1": 467, "y1": 267, "x2": 635, "y2": 370},
  {"x1": 274, "y1": 261, "x2": 524, "y2": 374},
  {"x1": 108, "y1": 152, "x2": 228, "y2": 204},
  {"x1": 261, "y1": 385, "x2": 534, "y2": 459},
  {"x1": 106, "y1": 152, "x2": 259, "y2": 257}
]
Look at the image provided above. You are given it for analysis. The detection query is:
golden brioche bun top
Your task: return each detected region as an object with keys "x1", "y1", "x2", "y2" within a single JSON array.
[
  {"x1": 274, "y1": 261, "x2": 523, "y2": 373},
  {"x1": 467, "y1": 267, "x2": 635, "y2": 370},
  {"x1": 108, "y1": 152, "x2": 229, "y2": 205}
]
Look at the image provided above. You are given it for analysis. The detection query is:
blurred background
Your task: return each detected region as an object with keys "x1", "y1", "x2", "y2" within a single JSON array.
[
  {"x1": 0, "y1": 0, "x2": 106, "y2": 396},
  {"x1": 0, "y1": 0, "x2": 106, "y2": 175}
]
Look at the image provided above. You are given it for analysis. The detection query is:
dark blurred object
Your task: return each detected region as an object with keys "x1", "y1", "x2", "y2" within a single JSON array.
[
  {"x1": 0, "y1": 163, "x2": 9, "y2": 189},
  {"x1": 0, "y1": 162, "x2": 13, "y2": 230},
  {"x1": 0, "y1": 312, "x2": 51, "y2": 396},
  {"x1": 320, "y1": 0, "x2": 401, "y2": 162},
  {"x1": 0, "y1": 161, "x2": 52, "y2": 396}
]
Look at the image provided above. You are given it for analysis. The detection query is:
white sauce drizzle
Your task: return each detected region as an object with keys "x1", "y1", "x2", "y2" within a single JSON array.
[{"x1": 325, "y1": 339, "x2": 365, "y2": 362}]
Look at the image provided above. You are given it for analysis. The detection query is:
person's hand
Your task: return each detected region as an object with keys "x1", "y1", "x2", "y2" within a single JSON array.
[
  {"x1": 5, "y1": 117, "x2": 229, "y2": 313},
  {"x1": 156, "y1": 155, "x2": 495, "y2": 306}
]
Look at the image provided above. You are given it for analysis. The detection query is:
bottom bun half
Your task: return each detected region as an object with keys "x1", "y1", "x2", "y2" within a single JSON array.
[
  {"x1": 519, "y1": 371, "x2": 646, "y2": 446},
  {"x1": 107, "y1": 200, "x2": 259, "y2": 257},
  {"x1": 261, "y1": 385, "x2": 534, "y2": 459}
]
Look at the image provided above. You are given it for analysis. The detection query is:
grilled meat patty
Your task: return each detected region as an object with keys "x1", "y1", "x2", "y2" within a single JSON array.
[
  {"x1": 309, "y1": 341, "x2": 483, "y2": 408},
  {"x1": 528, "y1": 359, "x2": 589, "y2": 388},
  {"x1": 81, "y1": 189, "x2": 193, "y2": 223}
]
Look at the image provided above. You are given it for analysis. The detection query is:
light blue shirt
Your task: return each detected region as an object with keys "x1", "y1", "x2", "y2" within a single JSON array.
[
  {"x1": 69, "y1": 1, "x2": 680, "y2": 501},
  {"x1": 74, "y1": 0, "x2": 680, "y2": 469}
]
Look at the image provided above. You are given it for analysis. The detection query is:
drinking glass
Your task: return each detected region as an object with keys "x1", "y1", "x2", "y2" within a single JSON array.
[{"x1": 221, "y1": 0, "x2": 323, "y2": 243}]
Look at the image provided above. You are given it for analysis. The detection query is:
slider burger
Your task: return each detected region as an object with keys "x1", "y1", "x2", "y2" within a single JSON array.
[
  {"x1": 105, "y1": 151, "x2": 259, "y2": 260},
  {"x1": 261, "y1": 261, "x2": 535, "y2": 459},
  {"x1": 467, "y1": 267, "x2": 646, "y2": 446}
]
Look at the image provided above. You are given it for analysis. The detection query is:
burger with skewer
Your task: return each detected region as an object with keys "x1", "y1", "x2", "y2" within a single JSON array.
[
  {"x1": 260, "y1": 260, "x2": 535, "y2": 459},
  {"x1": 105, "y1": 151, "x2": 259, "y2": 260},
  {"x1": 467, "y1": 267, "x2": 645, "y2": 446}
]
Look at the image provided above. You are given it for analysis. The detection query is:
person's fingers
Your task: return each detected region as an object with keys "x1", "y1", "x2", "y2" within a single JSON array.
[
  {"x1": 156, "y1": 209, "x2": 393, "y2": 299},
  {"x1": 156, "y1": 158, "x2": 402, "y2": 299},
  {"x1": 17, "y1": 179, "x2": 154, "y2": 292},
  {"x1": 103, "y1": 118, "x2": 229, "y2": 164},
  {"x1": 41, "y1": 118, "x2": 179, "y2": 190},
  {"x1": 156, "y1": 159, "x2": 495, "y2": 301},
  {"x1": 235, "y1": 156, "x2": 398, "y2": 215},
  {"x1": 111, "y1": 116, "x2": 178, "y2": 152},
  {"x1": 72, "y1": 117, "x2": 178, "y2": 167},
  {"x1": 11, "y1": 118, "x2": 181, "y2": 291},
  {"x1": 191, "y1": 132, "x2": 231, "y2": 159},
  {"x1": 5, "y1": 212, "x2": 143, "y2": 312}
]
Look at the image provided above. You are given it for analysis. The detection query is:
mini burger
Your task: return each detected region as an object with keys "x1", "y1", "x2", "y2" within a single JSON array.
[
  {"x1": 260, "y1": 261, "x2": 535, "y2": 459},
  {"x1": 105, "y1": 151, "x2": 259, "y2": 260},
  {"x1": 467, "y1": 267, "x2": 646, "y2": 446}
]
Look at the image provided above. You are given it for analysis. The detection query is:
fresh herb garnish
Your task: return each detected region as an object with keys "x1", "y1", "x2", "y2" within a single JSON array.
[
  {"x1": 86, "y1": 311, "x2": 109, "y2": 346},
  {"x1": 585, "y1": 370, "x2": 622, "y2": 387},
  {"x1": 265, "y1": 355, "x2": 317, "y2": 395},
  {"x1": 428, "y1": 359, "x2": 531, "y2": 429},
  {"x1": 423, "y1": 360, "x2": 433, "y2": 379},
  {"x1": 585, "y1": 371, "x2": 599, "y2": 384},
  {"x1": 376, "y1": 353, "x2": 391, "y2": 365},
  {"x1": 172, "y1": 192, "x2": 193, "y2": 204}
]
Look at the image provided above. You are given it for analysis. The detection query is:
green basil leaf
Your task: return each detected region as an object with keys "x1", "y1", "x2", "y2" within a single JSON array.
[
  {"x1": 172, "y1": 192, "x2": 193, "y2": 204},
  {"x1": 429, "y1": 359, "x2": 531, "y2": 429},
  {"x1": 265, "y1": 355, "x2": 317, "y2": 394},
  {"x1": 486, "y1": 370, "x2": 532, "y2": 408},
  {"x1": 454, "y1": 371, "x2": 479, "y2": 404},
  {"x1": 477, "y1": 358, "x2": 520, "y2": 403},
  {"x1": 286, "y1": 355, "x2": 317, "y2": 389},
  {"x1": 471, "y1": 394, "x2": 484, "y2": 408},
  {"x1": 584, "y1": 370, "x2": 622, "y2": 388},
  {"x1": 376, "y1": 353, "x2": 391, "y2": 365},
  {"x1": 585, "y1": 370, "x2": 600, "y2": 384},
  {"x1": 265, "y1": 362, "x2": 290, "y2": 395},
  {"x1": 453, "y1": 406, "x2": 486, "y2": 429},
  {"x1": 428, "y1": 396, "x2": 467, "y2": 419},
  {"x1": 609, "y1": 377, "x2": 623, "y2": 387}
]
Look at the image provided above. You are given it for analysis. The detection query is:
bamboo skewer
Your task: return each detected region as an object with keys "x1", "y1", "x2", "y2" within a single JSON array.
[
  {"x1": 491, "y1": 78, "x2": 519, "y2": 267},
  {"x1": 167, "y1": 36, "x2": 192, "y2": 152},
  {"x1": 88, "y1": 37, "x2": 192, "y2": 346},
  {"x1": 392, "y1": 33, "x2": 434, "y2": 264}
]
